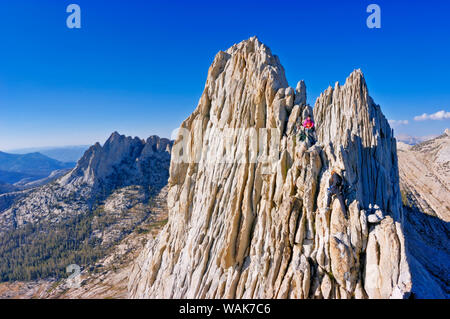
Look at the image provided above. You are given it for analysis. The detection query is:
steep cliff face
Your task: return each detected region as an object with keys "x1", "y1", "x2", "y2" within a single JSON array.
[{"x1": 128, "y1": 37, "x2": 412, "y2": 299}]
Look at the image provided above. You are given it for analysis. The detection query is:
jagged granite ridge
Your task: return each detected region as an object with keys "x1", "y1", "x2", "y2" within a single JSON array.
[{"x1": 128, "y1": 37, "x2": 412, "y2": 299}]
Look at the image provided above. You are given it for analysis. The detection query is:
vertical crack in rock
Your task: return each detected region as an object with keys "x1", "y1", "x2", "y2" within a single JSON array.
[{"x1": 128, "y1": 37, "x2": 412, "y2": 299}]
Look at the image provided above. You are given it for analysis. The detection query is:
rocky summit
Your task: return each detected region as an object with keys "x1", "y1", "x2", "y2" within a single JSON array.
[{"x1": 128, "y1": 37, "x2": 413, "y2": 299}]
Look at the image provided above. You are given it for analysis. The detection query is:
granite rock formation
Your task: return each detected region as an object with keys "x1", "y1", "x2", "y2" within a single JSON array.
[{"x1": 128, "y1": 37, "x2": 412, "y2": 299}]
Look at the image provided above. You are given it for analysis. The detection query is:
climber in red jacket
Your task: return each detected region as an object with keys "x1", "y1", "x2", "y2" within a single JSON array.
[
  {"x1": 302, "y1": 116, "x2": 315, "y2": 144},
  {"x1": 302, "y1": 116, "x2": 314, "y2": 130}
]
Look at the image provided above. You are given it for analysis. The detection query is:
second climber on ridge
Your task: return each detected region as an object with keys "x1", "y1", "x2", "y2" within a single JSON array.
[{"x1": 324, "y1": 169, "x2": 347, "y2": 217}]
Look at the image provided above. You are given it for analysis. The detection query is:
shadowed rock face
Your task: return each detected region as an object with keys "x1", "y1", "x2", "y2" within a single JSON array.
[
  {"x1": 397, "y1": 132, "x2": 450, "y2": 298},
  {"x1": 398, "y1": 132, "x2": 450, "y2": 222},
  {"x1": 128, "y1": 37, "x2": 412, "y2": 299}
]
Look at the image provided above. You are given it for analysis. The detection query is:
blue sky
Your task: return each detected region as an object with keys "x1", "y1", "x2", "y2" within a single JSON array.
[{"x1": 0, "y1": 0, "x2": 449, "y2": 150}]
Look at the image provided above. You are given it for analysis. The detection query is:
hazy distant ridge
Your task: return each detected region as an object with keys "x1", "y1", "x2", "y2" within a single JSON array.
[
  {"x1": 0, "y1": 152, "x2": 75, "y2": 184},
  {"x1": 7, "y1": 145, "x2": 90, "y2": 163}
]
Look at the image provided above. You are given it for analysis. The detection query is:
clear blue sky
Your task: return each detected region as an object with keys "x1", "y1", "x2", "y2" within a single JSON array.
[{"x1": 0, "y1": 0, "x2": 449, "y2": 150}]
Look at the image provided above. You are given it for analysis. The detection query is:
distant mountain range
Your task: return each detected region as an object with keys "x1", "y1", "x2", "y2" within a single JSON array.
[
  {"x1": 7, "y1": 145, "x2": 90, "y2": 163},
  {"x1": 395, "y1": 133, "x2": 439, "y2": 145},
  {"x1": 0, "y1": 182, "x2": 18, "y2": 194},
  {"x1": 0, "y1": 151, "x2": 75, "y2": 185}
]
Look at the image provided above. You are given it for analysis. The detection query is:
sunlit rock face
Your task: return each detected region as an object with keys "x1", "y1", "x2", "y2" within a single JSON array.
[{"x1": 128, "y1": 37, "x2": 412, "y2": 299}]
